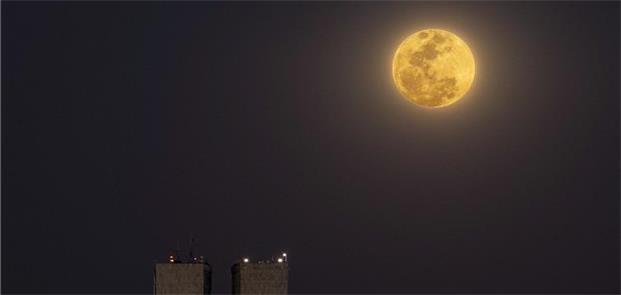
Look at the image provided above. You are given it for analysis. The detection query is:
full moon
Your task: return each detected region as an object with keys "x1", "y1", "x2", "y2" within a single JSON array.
[{"x1": 392, "y1": 29, "x2": 475, "y2": 108}]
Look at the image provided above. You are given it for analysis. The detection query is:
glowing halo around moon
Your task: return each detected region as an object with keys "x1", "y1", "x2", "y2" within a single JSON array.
[{"x1": 392, "y1": 29, "x2": 475, "y2": 108}]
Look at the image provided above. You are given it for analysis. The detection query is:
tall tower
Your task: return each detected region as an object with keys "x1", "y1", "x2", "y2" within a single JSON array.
[
  {"x1": 154, "y1": 254, "x2": 212, "y2": 295},
  {"x1": 232, "y1": 254, "x2": 288, "y2": 294}
]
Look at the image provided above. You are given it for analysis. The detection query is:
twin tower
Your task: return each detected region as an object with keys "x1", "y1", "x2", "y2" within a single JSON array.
[{"x1": 153, "y1": 253, "x2": 289, "y2": 295}]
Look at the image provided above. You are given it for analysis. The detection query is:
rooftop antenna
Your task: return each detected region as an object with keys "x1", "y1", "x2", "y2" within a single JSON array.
[
  {"x1": 176, "y1": 240, "x2": 181, "y2": 263},
  {"x1": 188, "y1": 233, "x2": 196, "y2": 262}
]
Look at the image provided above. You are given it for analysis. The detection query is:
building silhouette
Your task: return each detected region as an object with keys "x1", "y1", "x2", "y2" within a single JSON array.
[
  {"x1": 153, "y1": 250, "x2": 288, "y2": 295},
  {"x1": 232, "y1": 254, "x2": 288, "y2": 294},
  {"x1": 153, "y1": 254, "x2": 212, "y2": 295}
]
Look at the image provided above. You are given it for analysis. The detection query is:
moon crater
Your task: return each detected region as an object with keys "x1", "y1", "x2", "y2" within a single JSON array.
[{"x1": 392, "y1": 29, "x2": 475, "y2": 108}]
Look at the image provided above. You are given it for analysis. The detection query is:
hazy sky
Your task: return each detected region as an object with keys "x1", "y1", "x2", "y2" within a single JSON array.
[{"x1": 3, "y1": 2, "x2": 619, "y2": 293}]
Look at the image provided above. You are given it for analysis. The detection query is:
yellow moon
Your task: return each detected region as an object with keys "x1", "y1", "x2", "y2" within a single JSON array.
[{"x1": 392, "y1": 29, "x2": 475, "y2": 108}]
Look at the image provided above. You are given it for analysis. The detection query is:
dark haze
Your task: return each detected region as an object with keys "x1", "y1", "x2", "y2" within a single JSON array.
[{"x1": 3, "y1": 2, "x2": 619, "y2": 293}]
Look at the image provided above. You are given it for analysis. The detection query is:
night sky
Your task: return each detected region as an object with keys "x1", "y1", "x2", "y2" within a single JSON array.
[{"x1": 2, "y1": 2, "x2": 619, "y2": 294}]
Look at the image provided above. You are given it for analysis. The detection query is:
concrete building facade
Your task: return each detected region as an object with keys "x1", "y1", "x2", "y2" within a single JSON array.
[
  {"x1": 231, "y1": 261, "x2": 288, "y2": 294},
  {"x1": 154, "y1": 262, "x2": 212, "y2": 294}
]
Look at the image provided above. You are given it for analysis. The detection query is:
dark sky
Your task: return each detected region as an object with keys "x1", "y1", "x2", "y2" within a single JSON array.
[{"x1": 2, "y1": 2, "x2": 619, "y2": 294}]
